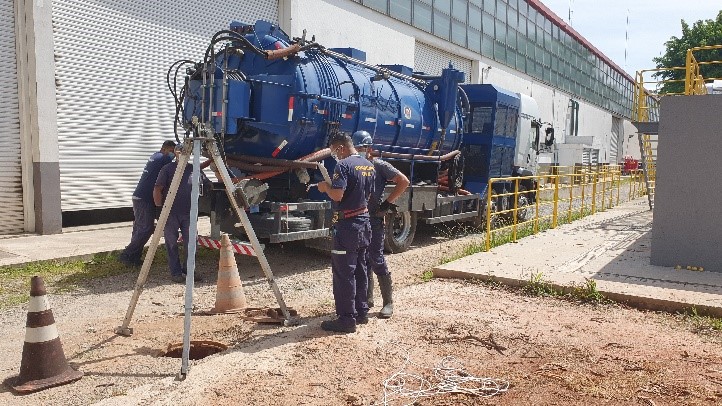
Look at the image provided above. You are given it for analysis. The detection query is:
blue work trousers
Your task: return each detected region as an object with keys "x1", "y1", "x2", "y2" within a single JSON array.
[
  {"x1": 164, "y1": 211, "x2": 190, "y2": 277},
  {"x1": 122, "y1": 199, "x2": 155, "y2": 262},
  {"x1": 331, "y1": 215, "x2": 371, "y2": 323},
  {"x1": 367, "y1": 216, "x2": 390, "y2": 276}
]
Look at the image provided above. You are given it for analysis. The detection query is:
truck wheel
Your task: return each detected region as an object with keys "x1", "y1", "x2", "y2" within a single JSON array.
[
  {"x1": 516, "y1": 186, "x2": 531, "y2": 222},
  {"x1": 384, "y1": 211, "x2": 417, "y2": 253}
]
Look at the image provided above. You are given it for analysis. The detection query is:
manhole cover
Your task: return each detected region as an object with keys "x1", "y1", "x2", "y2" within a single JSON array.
[{"x1": 159, "y1": 340, "x2": 228, "y2": 360}]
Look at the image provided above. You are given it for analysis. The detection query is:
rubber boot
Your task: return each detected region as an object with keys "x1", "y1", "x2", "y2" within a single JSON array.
[
  {"x1": 367, "y1": 271, "x2": 375, "y2": 308},
  {"x1": 377, "y1": 273, "x2": 394, "y2": 319}
]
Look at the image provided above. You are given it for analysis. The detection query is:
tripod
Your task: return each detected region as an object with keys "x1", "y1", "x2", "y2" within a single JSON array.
[{"x1": 116, "y1": 129, "x2": 294, "y2": 378}]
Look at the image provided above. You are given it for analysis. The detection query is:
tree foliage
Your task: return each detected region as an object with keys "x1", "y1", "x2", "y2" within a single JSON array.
[{"x1": 653, "y1": 11, "x2": 722, "y2": 94}]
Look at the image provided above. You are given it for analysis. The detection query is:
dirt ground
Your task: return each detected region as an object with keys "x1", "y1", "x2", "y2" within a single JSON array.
[{"x1": 1, "y1": 222, "x2": 721, "y2": 406}]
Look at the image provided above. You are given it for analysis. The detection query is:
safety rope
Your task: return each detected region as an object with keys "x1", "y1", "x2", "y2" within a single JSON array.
[{"x1": 375, "y1": 347, "x2": 509, "y2": 405}]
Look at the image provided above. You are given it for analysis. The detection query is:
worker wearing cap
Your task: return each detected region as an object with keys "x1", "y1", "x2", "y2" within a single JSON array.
[
  {"x1": 119, "y1": 140, "x2": 176, "y2": 267},
  {"x1": 317, "y1": 132, "x2": 375, "y2": 333},
  {"x1": 353, "y1": 130, "x2": 409, "y2": 319}
]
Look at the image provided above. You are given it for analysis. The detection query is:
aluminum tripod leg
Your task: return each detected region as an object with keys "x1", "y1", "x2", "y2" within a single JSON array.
[
  {"x1": 180, "y1": 138, "x2": 202, "y2": 378},
  {"x1": 206, "y1": 140, "x2": 295, "y2": 324},
  {"x1": 116, "y1": 143, "x2": 191, "y2": 336}
]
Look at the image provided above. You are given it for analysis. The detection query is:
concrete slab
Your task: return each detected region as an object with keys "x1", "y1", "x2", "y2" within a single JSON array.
[
  {"x1": 0, "y1": 219, "x2": 211, "y2": 267},
  {"x1": 434, "y1": 199, "x2": 722, "y2": 317}
]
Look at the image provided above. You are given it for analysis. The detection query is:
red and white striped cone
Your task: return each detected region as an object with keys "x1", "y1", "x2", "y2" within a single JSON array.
[
  {"x1": 12, "y1": 276, "x2": 83, "y2": 394},
  {"x1": 210, "y1": 234, "x2": 248, "y2": 314}
]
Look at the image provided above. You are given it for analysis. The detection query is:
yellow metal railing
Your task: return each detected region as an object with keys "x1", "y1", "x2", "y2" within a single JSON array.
[
  {"x1": 633, "y1": 44, "x2": 722, "y2": 121},
  {"x1": 484, "y1": 166, "x2": 647, "y2": 250}
]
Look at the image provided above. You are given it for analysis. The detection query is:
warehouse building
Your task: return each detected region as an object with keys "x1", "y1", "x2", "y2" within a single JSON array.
[{"x1": 1, "y1": 0, "x2": 638, "y2": 235}]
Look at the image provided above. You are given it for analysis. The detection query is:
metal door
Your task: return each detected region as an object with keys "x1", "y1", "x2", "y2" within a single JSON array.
[
  {"x1": 53, "y1": 0, "x2": 278, "y2": 211},
  {"x1": 0, "y1": 0, "x2": 23, "y2": 234}
]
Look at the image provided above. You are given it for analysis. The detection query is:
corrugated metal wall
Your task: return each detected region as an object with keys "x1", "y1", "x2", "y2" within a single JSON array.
[
  {"x1": 0, "y1": 0, "x2": 24, "y2": 234},
  {"x1": 413, "y1": 42, "x2": 471, "y2": 83},
  {"x1": 52, "y1": 0, "x2": 278, "y2": 211}
]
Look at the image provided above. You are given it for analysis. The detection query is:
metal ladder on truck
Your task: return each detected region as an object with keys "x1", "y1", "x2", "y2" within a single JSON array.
[{"x1": 637, "y1": 132, "x2": 657, "y2": 210}]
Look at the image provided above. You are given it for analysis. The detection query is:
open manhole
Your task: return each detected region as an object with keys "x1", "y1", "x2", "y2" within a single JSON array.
[{"x1": 160, "y1": 340, "x2": 228, "y2": 360}]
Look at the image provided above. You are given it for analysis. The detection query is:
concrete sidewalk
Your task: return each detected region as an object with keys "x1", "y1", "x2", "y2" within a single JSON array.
[
  {"x1": 0, "y1": 220, "x2": 211, "y2": 267},
  {"x1": 434, "y1": 199, "x2": 722, "y2": 317}
]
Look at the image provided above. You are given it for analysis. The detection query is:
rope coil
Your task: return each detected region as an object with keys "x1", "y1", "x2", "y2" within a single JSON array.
[{"x1": 376, "y1": 348, "x2": 509, "y2": 405}]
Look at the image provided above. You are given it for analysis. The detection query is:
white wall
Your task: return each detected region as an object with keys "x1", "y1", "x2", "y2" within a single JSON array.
[{"x1": 279, "y1": 0, "x2": 415, "y2": 67}]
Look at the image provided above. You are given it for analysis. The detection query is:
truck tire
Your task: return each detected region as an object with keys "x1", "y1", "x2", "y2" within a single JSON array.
[
  {"x1": 384, "y1": 211, "x2": 417, "y2": 253},
  {"x1": 516, "y1": 186, "x2": 531, "y2": 222}
]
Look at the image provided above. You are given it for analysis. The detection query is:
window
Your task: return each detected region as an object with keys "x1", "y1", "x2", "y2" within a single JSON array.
[
  {"x1": 483, "y1": 0, "x2": 495, "y2": 14},
  {"x1": 507, "y1": 107, "x2": 518, "y2": 137},
  {"x1": 390, "y1": 0, "x2": 412, "y2": 23},
  {"x1": 482, "y1": 34, "x2": 494, "y2": 56},
  {"x1": 497, "y1": 0, "x2": 507, "y2": 22},
  {"x1": 482, "y1": 12, "x2": 494, "y2": 36},
  {"x1": 452, "y1": 19, "x2": 467, "y2": 46},
  {"x1": 469, "y1": 4, "x2": 482, "y2": 30},
  {"x1": 434, "y1": 10, "x2": 451, "y2": 39},
  {"x1": 471, "y1": 105, "x2": 494, "y2": 134},
  {"x1": 434, "y1": 0, "x2": 451, "y2": 14},
  {"x1": 452, "y1": 0, "x2": 467, "y2": 21},
  {"x1": 494, "y1": 105, "x2": 508, "y2": 135},
  {"x1": 363, "y1": 0, "x2": 387, "y2": 13},
  {"x1": 413, "y1": 0, "x2": 432, "y2": 32},
  {"x1": 495, "y1": 19, "x2": 506, "y2": 42},
  {"x1": 468, "y1": 28, "x2": 482, "y2": 52}
]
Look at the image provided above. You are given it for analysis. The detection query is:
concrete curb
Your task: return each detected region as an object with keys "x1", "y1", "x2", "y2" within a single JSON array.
[{"x1": 433, "y1": 199, "x2": 722, "y2": 318}]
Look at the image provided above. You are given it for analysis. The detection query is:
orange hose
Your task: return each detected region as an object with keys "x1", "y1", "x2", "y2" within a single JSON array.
[{"x1": 241, "y1": 148, "x2": 331, "y2": 181}]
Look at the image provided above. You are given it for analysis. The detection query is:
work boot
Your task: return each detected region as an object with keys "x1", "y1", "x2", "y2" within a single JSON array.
[
  {"x1": 356, "y1": 313, "x2": 369, "y2": 325},
  {"x1": 320, "y1": 318, "x2": 356, "y2": 333},
  {"x1": 367, "y1": 272, "x2": 375, "y2": 308},
  {"x1": 377, "y1": 273, "x2": 394, "y2": 319}
]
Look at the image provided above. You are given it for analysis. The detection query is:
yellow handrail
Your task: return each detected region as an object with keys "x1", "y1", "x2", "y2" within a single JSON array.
[{"x1": 484, "y1": 166, "x2": 647, "y2": 250}]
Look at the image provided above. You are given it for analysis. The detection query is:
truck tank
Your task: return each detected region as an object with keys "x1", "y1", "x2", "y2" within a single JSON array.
[{"x1": 181, "y1": 20, "x2": 465, "y2": 162}]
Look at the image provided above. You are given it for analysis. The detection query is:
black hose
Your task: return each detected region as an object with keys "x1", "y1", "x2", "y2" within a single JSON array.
[{"x1": 411, "y1": 73, "x2": 442, "y2": 80}]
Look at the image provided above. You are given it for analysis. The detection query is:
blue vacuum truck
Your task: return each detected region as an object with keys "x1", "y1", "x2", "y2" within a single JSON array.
[{"x1": 172, "y1": 20, "x2": 553, "y2": 252}]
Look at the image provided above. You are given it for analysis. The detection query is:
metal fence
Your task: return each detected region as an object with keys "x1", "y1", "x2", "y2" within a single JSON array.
[{"x1": 484, "y1": 165, "x2": 647, "y2": 250}]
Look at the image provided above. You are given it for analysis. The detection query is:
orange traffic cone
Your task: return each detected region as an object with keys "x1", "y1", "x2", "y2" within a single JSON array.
[
  {"x1": 12, "y1": 276, "x2": 82, "y2": 394},
  {"x1": 210, "y1": 234, "x2": 248, "y2": 314}
]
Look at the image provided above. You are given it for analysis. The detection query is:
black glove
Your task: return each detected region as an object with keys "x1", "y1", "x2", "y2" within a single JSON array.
[{"x1": 378, "y1": 200, "x2": 398, "y2": 214}]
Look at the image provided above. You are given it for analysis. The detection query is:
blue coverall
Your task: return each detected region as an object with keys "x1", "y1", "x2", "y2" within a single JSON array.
[{"x1": 329, "y1": 154, "x2": 375, "y2": 326}]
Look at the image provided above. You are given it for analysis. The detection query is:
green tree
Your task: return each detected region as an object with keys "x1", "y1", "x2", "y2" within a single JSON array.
[{"x1": 653, "y1": 11, "x2": 722, "y2": 94}]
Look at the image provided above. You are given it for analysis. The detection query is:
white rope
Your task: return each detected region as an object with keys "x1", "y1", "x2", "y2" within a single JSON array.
[{"x1": 375, "y1": 347, "x2": 509, "y2": 405}]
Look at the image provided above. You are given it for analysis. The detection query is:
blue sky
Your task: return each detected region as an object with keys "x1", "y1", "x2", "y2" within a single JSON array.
[{"x1": 540, "y1": 0, "x2": 721, "y2": 76}]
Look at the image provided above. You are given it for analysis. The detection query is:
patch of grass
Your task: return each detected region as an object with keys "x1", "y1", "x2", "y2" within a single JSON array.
[
  {"x1": 439, "y1": 240, "x2": 486, "y2": 264},
  {"x1": 522, "y1": 272, "x2": 561, "y2": 297},
  {"x1": 686, "y1": 306, "x2": 722, "y2": 332},
  {"x1": 570, "y1": 278, "x2": 607, "y2": 304},
  {"x1": 420, "y1": 270, "x2": 435, "y2": 282},
  {"x1": 0, "y1": 250, "x2": 165, "y2": 309}
]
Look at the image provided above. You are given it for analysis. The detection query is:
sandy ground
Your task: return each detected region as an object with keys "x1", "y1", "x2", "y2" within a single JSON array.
[{"x1": 1, "y1": 216, "x2": 721, "y2": 405}]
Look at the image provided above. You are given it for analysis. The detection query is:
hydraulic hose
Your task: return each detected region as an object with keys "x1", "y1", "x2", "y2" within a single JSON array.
[
  {"x1": 372, "y1": 149, "x2": 460, "y2": 162},
  {"x1": 239, "y1": 148, "x2": 332, "y2": 181},
  {"x1": 226, "y1": 154, "x2": 320, "y2": 169}
]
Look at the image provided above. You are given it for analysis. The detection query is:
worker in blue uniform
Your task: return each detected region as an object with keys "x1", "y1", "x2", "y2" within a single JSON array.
[
  {"x1": 153, "y1": 144, "x2": 212, "y2": 283},
  {"x1": 317, "y1": 132, "x2": 375, "y2": 333},
  {"x1": 119, "y1": 140, "x2": 176, "y2": 267},
  {"x1": 352, "y1": 131, "x2": 409, "y2": 319}
]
